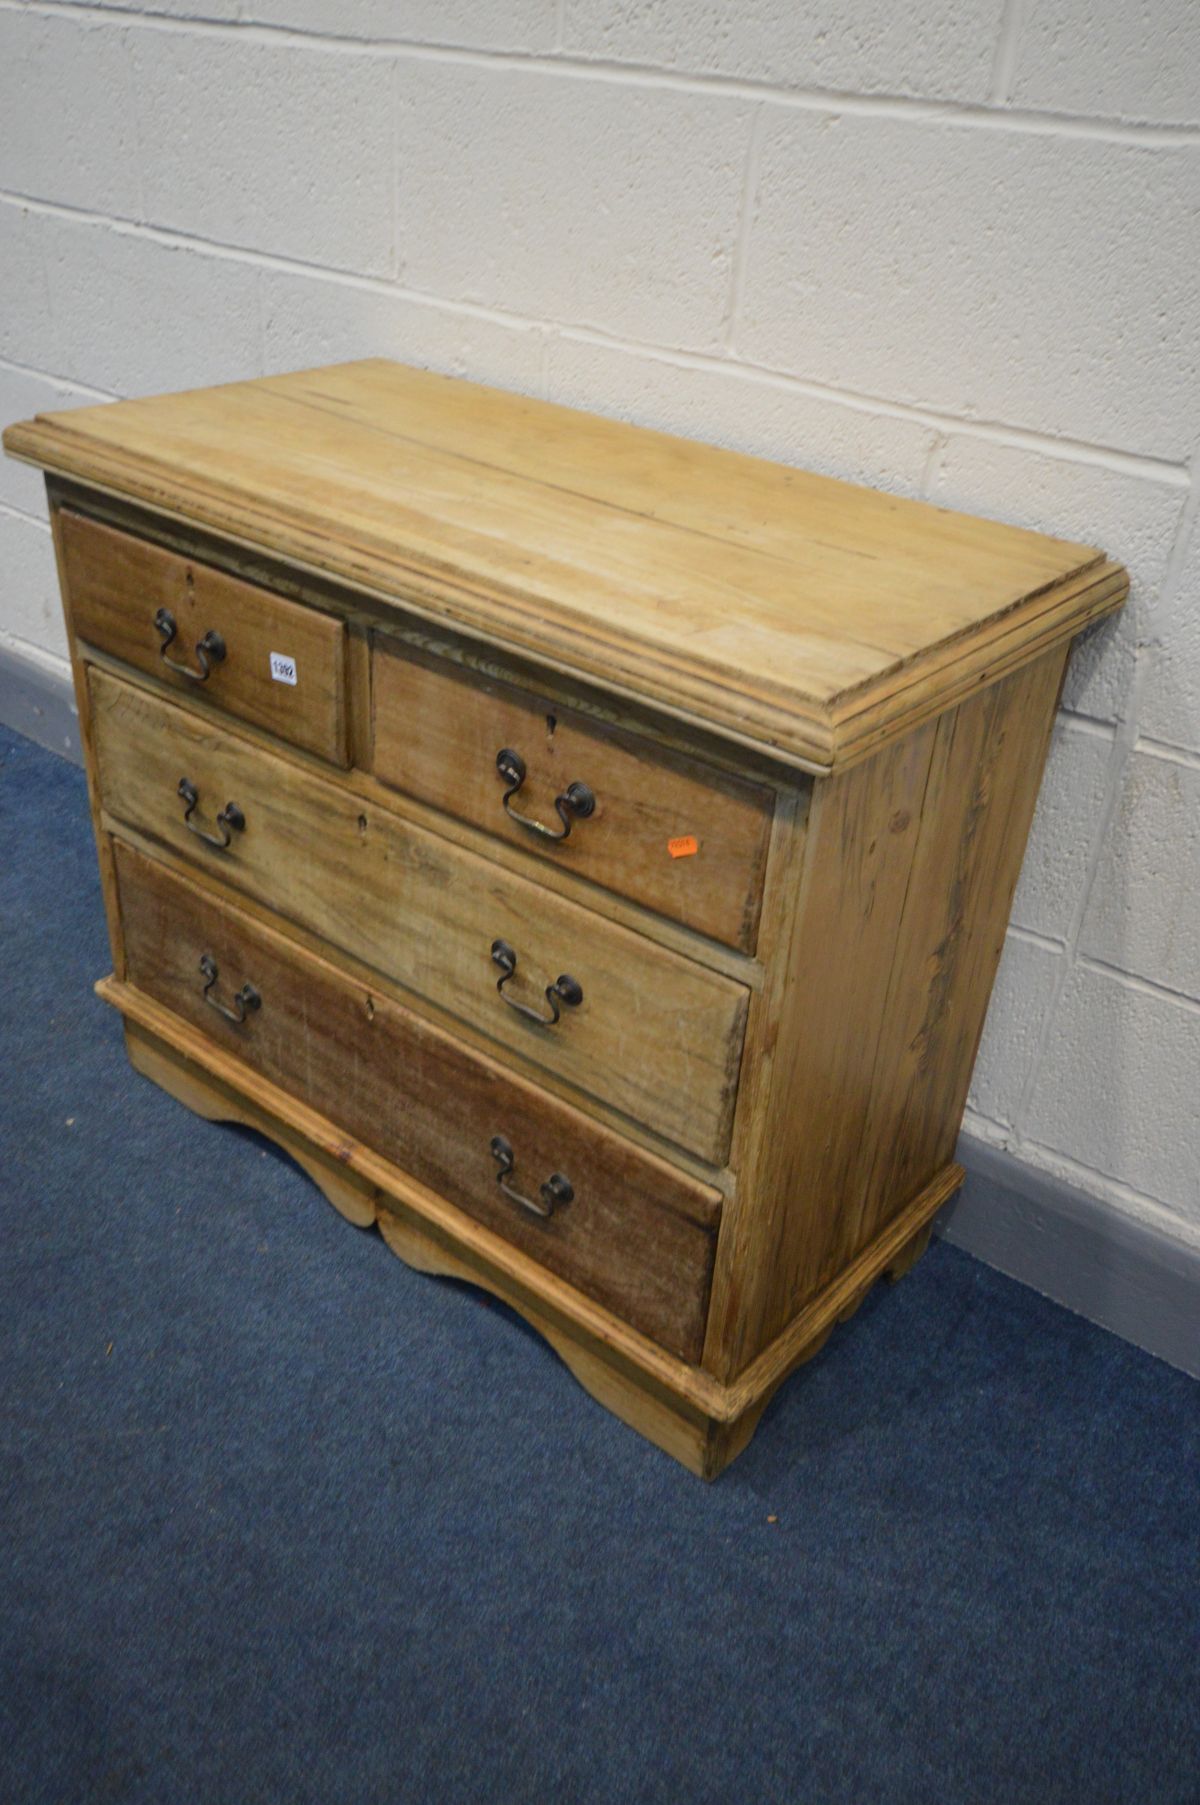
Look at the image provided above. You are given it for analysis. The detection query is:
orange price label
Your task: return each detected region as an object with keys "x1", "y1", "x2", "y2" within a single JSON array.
[{"x1": 667, "y1": 835, "x2": 699, "y2": 859}]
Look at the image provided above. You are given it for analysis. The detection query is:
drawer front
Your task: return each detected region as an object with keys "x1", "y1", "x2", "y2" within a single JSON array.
[
  {"x1": 113, "y1": 840, "x2": 722, "y2": 1361},
  {"x1": 373, "y1": 638, "x2": 773, "y2": 952},
  {"x1": 60, "y1": 510, "x2": 349, "y2": 764},
  {"x1": 91, "y1": 668, "x2": 749, "y2": 1164}
]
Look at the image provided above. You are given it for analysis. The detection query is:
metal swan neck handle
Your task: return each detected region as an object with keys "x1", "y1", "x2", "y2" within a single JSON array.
[
  {"x1": 198, "y1": 953, "x2": 260, "y2": 1025},
  {"x1": 490, "y1": 939, "x2": 582, "y2": 1026},
  {"x1": 489, "y1": 1135, "x2": 573, "y2": 1219},
  {"x1": 155, "y1": 607, "x2": 226, "y2": 683},
  {"x1": 178, "y1": 777, "x2": 245, "y2": 850},
  {"x1": 495, "y1": 748, "x2": 595, "y2": 843}
]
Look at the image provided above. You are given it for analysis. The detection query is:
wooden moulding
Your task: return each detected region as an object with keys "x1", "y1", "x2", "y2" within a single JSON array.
[
  {"x1": 9, "y1": 368, "x2": 1118, "y2": 1475},
  {"x1": 105, "y1": 977, "x2": 962, "y2": 1479},
  {"x1": 4, "y1": 361, "x2": 1129, "y2": 774}
]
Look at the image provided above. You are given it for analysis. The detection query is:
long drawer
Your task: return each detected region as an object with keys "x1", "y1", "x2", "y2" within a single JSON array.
[
  {"x1": 61, "y1": 510, "x2": 349, "y2": 764},
  {"x1": 372, "y1": 636, "x2": 774, "y2": 952},
  {"x1": 90, "y1": 667, "x2": 749, "y2": 1164},
  {"x1": 113, "y1": 840, "x2": 723, "y2": 1361}
]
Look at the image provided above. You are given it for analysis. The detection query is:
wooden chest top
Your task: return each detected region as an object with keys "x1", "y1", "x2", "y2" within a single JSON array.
[{"x1": 3, "y1": 359, "x2": 1126, "y2": 773}]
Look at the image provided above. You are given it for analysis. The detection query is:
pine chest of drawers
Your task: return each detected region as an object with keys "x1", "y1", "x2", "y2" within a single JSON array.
[{"x1": 4, "y1": 362, "x2": 1127, "y2": 1476}]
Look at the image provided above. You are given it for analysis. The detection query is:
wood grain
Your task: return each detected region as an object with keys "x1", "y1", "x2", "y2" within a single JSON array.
[
  {"x1": 372, "y1": 633, "x2": 774, "y2": 952},
  {"x1": 46, "y1": 497, "x2": 129, "y2": 979},
  {"x1": 90, "y1": 666, "x2": 749, "y2": 1165},
  {"x1": 5, "y1": 360, "x2": 1127, "y2": 769},
  {"x1": 853, "y1": 647, "x2": 1069, "y2": 1241},
  {"x1": 115, "y1": 839, "x2": 723, "y2": 1360},
  {"x1": 60, "y1": 508, "x2": 349, "y2": 764},
  {"x1": 125, "y1": 1017, "x2": 380, "y2": 1229},
  {"x1": 8, "y1": 359, "x2": 1128, "y2": 1474},
  {"x1": 111, "y1": 987, "x2": 960, "y2": 1476},
  {"x1": 81, "y1": 631, "x2": 759, "y2": 999},
  {"x1": 710, "y1": 647, "x2": 1068, "y2": 1375}
]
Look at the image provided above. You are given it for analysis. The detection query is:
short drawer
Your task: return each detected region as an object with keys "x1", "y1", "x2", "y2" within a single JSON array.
[
  {"x1": 372, "y1": 637, "x2": 773, "y2": 952},
  {"x1": 113, "y1": 840, "x2": 723, "y2": 1362},
  {"x1": 91, "y1": 668, "x2": 749, "y2": 1165},
  {"x1": 60, "y1": 510, "x2": 349, "y2": 764}
]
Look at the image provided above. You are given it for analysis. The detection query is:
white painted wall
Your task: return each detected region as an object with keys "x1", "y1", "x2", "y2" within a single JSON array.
[{"x1": 2, "y1": 1, "x2": 1198, "y2": 1247}]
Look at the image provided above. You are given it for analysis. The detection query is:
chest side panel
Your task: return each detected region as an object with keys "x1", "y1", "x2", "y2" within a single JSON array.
[{"x1": 710, "y1": 643, "x2": 1069, "y2": 1377}]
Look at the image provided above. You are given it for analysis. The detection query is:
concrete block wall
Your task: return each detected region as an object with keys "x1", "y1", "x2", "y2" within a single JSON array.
[{"x1": 2, "y1": 1, "x2": 1198, "y2": 1254}]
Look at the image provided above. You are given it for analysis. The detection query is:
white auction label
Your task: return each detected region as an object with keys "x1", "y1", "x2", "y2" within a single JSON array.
[{"x1": 269, "y1": 651, "x2": 298, "y2": 686}]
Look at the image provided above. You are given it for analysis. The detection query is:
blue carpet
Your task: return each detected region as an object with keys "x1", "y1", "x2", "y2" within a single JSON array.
[{"x1": 1, "y1": 718, "x2": 1197, "y2": 1805}]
